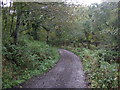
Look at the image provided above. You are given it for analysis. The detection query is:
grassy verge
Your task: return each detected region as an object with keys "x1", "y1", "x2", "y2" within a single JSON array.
[
  {"x1": 2, "y1": 36, "x2": 59, "y2": 89},
  {"x1": 62, "y1": 46, "x2": 119, "y2": 88}
]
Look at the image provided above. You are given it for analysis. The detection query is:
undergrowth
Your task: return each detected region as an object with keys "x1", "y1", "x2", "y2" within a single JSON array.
[
  {"x1": 62, "y1": 46, "x2": 119, "y2": 88},
  {"x1": 2, "y1": 36, "x2": 59, "y2": 89}
]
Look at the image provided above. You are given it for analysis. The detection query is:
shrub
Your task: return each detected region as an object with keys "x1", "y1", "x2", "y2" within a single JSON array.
[
  {"x1": 64, "y1": 47, "x2": 119, "y2": 88},
  {"x1": 2, "y1": 36, "x2": 59, "y2": 89}
]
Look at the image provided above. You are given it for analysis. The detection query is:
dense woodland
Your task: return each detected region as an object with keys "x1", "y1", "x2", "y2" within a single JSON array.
[{"x1": 1, "y1": 1, "x2": 119, "y2": 89}]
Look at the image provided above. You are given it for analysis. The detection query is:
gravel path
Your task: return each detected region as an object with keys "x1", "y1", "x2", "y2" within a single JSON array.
[{"x1": 21, "y1": 49, "x2": 87, "y2": 88}]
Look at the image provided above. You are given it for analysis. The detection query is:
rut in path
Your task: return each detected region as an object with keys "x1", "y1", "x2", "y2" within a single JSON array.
[{"x1": 20, "y1": 49, "x2": 87, "y2": 88}]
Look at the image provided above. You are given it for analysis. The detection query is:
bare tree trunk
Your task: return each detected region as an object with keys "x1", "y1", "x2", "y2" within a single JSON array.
[
  {"x1": 10, "y1": 15, "x2": 14, "y2": 34},
  {"x1": 14, "y1": 11, "x2": 21, "y2": 45},
  {"x1": 33, "y1": 27, "x2": 39, "y2": 40},
  {"x1": 10, "y1": 7, "x2": 15, "y2": 34},
  {"x1": 46, "y1": 31, "x2": 49, "y2": 44},
  {"x1": 8, "y1": 1, "x2": 12, "y2": 15},
  {"x1": 73, "y1": 43, "x2": 75, "y2": 47},
  {"x1": 1, "y1": 0, "x2": 4, "y2": 8}
]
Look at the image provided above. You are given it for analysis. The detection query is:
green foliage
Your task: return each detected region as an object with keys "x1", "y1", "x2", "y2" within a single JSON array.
[
  {"x1": 2, "y1": 36, "x2": 59, "y2": 89},
  {"x1": 63, "y1": 47, "x2": 119, "y2": 88},
  {"x1": 1, "y1": 1, "x2": 119, "y2": 89}
]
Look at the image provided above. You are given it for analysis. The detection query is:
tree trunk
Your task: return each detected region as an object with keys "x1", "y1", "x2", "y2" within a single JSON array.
[
  {"x1": 10, "y1": 15, "x2": 14, "y2": 34},
  {"x1": 33, "y1": 28, "x2": 39, "y2": 40},
  {"x1": 73, "y1": 43, "x2": 75, "y2": 47},
  {"x1": 87, "y1": 41, "x2": 91, "y2": 49},
  {"x1": 46, "y1": 31, "x2": 49, "y2": 44},
  {"x1": 14, "y1": 11, "x2": 21, "y2": 45},
  {"x1": 10, "y1": 7, "x2": 15, "y2": 34}
]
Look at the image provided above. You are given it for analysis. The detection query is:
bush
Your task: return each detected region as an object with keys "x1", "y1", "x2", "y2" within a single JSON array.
[
  {"x1": 64, "y1": 47, "x2": 119, "y2": 88},
  {"x1": 2, "y1": 36, "x2": 59, "y2": 89}
]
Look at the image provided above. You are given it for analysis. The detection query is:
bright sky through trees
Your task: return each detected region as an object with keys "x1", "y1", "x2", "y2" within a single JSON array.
[
  {"x1": 65, "y1": 0, "x2": 102, "y2": 5},
  {"x1": 1, "y1": 0, "x2": 102, "y2": 7}
]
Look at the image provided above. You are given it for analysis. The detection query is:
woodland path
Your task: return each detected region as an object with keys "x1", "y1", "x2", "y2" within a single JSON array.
[{"x1": 20, "y1": 49, "x2": 87, "y2": 88}]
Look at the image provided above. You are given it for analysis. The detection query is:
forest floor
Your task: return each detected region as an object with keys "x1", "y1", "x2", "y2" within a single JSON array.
[{"x1": 18, "y1": 49, "x2": 87, "y2": 88}]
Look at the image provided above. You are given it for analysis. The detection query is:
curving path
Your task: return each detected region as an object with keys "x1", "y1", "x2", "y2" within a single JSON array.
[{"x1": 20, "y1": 49, "x2": 87, "y2": 88}]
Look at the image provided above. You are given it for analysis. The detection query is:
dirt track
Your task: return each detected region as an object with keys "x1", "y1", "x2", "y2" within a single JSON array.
[{"x1": 21, "y1": 49, "x2": 87, "y2": 88}]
